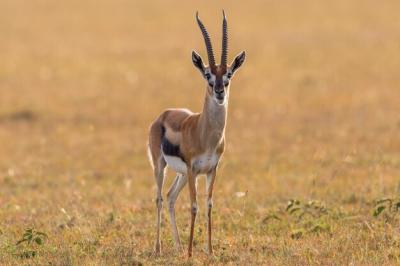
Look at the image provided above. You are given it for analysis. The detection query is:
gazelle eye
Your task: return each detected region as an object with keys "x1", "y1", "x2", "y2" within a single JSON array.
[
  {"x1": 205, "y1": 73, "x2": 211, "y2": 79},
  {"x1": 227, "y1": 73, "x2": 232, "y2": 79}
]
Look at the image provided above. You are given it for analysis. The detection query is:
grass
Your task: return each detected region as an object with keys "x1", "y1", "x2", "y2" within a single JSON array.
[{"x1": 1, "y1": 0, "x2": 400, "y2": 265}]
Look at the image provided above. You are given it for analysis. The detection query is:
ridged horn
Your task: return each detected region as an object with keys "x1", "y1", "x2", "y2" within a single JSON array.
[
  {"x1": 221, "y1": 10, "x2": 228, "y2": 67},
  {"x1": 196, "y1": 12, "x2": 216, "y2": 67}
]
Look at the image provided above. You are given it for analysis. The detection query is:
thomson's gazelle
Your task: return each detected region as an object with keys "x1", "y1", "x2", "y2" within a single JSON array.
[{"x1": 148, "y1": 11, "x2": 246, "y2": 257}]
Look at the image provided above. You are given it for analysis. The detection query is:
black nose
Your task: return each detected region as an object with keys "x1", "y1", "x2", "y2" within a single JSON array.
[
  {"x1": 216, "y1": 92, "x2": 224, "y2": 100},
  {"x1": 214, "y1": 85, "x2": 224, "y2": 94},
  {"x1": 214, "y1": 81, "x2": 225, "y2": 99}
]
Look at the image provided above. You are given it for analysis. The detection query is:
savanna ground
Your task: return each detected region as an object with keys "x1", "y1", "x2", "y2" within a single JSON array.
[{"x1": 0, "y1": 0, "x2": 400, "y2": 265}]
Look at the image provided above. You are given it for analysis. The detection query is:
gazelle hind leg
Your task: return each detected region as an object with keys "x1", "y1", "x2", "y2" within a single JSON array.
[
  {"x1": 167, "y1": 174, "x2": 188, "y2": 250},
  {"x1": 154, "y1": 157, "x2": 166, "y2": 255}
]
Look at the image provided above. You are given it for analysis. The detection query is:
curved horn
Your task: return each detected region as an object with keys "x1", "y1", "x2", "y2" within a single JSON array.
[
  {"x1": 196, "y1": 12, "x2": 216, "y2": 67},
  {"x1": 221, "y1": 10, "x2": 228, "y2": 67}
]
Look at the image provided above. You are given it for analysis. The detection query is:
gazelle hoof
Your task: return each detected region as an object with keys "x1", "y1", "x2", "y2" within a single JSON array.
[
  {"x1": 207, "y1": 247, "x2": 213, "y2": 255},
  {"x1": 153, "y1": 243, "x2": 161, "y2": 256}
]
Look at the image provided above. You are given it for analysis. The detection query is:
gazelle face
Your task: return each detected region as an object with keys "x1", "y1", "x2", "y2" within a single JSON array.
[
  {"x1": 203, "y1": 67, "x2": 230, "y2": 105},
  {"x1": 192, "y1": 51, "x2": 246, "y2": 105}
]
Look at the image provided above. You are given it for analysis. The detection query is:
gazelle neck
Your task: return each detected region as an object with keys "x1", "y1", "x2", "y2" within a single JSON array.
[{"x1": 199, "y1": 87, "x2": 227, "y2": 148}]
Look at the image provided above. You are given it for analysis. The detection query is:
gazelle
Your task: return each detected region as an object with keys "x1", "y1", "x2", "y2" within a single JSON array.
[{"x1": 148, "y1": 11, "x2": 245, "y2": 257}]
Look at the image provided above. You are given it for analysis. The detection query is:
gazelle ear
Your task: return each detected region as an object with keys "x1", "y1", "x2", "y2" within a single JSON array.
[
  {"x1": 230, "y1": 51, "x2": 246, "y2": 75},
  {"x1": 192, "y1": 50, "x2": 205, "y2": 73}
]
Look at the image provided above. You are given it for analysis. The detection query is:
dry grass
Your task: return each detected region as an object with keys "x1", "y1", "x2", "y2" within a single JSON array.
[{"x1": 1, "y1": 0, "x2": 400, "y2": 265}]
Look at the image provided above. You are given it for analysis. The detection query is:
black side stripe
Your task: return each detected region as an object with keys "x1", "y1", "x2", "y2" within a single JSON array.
[{"x1": 161, "y1": 126, "x2": 186, "y2": 163}]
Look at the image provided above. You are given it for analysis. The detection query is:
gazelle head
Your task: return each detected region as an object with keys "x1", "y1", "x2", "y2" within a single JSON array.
[{"x1": 192, "y1": 11, "x2": 246, "y2": 105}]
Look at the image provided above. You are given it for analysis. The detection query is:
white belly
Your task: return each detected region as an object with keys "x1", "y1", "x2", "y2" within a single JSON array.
[
  {"x1": 163, "y1": 154, "x2": 187, "y2": 174},
  {"x1": 192, "y1": 152, "x2": 220, "y2": 174},
  {"x1": 163, "y1": 152, "x2": 220, "y2": 175}
]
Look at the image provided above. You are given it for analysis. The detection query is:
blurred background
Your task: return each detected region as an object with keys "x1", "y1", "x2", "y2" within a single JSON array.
[{"x1": 0, "y1": 0, "x2": 399, "y2": 264}]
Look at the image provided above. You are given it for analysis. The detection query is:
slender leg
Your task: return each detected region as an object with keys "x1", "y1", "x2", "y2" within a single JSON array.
[
  {"x1": 206, "y1": 168, "x2": 217, "y2": 255},
  {"x1": 154, "y1": 158, "x2": 166, "y2": 255},
  {"x1": 187, "y1": 169, "x2": 198, "y2": 257},
  {"x1": 167, "y1": 174, "x2": 187, "y2": 250}
]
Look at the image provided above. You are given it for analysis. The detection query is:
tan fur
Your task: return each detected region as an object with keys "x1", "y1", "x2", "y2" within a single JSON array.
[
  {"x1": 164, "y1": 125, "x2": 182, "y2": 145},
  {"x1": 148, "y1": 102, "x2": 225, "y2": 169},
  {"x1": 148, "y1": 12, "x2": 245, "y2": 258},
  {"x1": 148, "y1": 109, "x2": 191, "y2": 163},
  {"x1": 212, "y1": 65, "x2": 227, "y2": 78},
  {"x1": 148, "y1": 118, "x2": 163, "y2": 167},
  {"x1": 148, "y1": 89, "x2": 226, "y2": 257},
  {"x1": 180, "y1": 105, "x2": 225, "y2": 164}
]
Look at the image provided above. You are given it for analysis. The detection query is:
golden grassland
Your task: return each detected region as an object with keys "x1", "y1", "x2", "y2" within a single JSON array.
[{"x1": 0, "y1": 0, "x2": 400, "y2": 265}]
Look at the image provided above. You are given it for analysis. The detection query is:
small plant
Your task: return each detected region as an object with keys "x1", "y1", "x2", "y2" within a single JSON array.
[
  {"x1": 286, "y1": 199, "x2": 331, "y2": 239},
  {"x1": 15, "y1": 228, "x2": 48, "y2": 258},
  {"x1": 290, "y1": 228, "x2": 305, "y2": 239},
  {"x1": 289, "y1": 219, "x2": 331, "y2": 239},
  {"x1": 373, "y1": 197, "x2": 400, "y2": 221},
  {"x1": 261, "y1": 212, "x2": 282, "y2": 224},
  {"x1": 286, "y1": 199, "x2": 328, "y2": 220}
]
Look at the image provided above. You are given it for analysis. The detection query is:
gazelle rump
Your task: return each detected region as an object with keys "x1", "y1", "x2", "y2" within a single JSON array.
[{"x1": 147, "y1": 11, "x2": 246, "y2": 257}]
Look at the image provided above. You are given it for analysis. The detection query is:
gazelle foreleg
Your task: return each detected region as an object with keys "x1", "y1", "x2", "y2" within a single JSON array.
[
  {"x1": 187, "y1": 168, "x2": 198, "y2": 257},
  {"x1": 167, "y1": 173, "x2": 187, "y2": 250},
  {"x1": 206, "y1": 168, "x2": 217, "y2": 255},
  {"x1": 154, "y1": 158, "x2": 166, "y2": 255}
]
